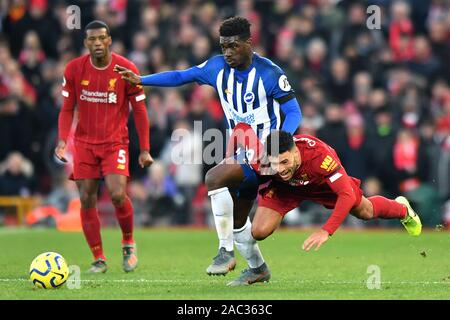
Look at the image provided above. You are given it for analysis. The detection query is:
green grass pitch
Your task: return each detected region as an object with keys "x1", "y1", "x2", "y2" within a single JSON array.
[{"x1": 1, "y1": 227, "x2": 449, "y2": 299}]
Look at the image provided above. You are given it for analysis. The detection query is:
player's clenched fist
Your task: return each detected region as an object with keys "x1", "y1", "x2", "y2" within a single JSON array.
[
  {"x1": 114, "y1": 64, "x2": 142, "y2": 86},
  {"x1": 138, "y1": 151, "x2": 154, "y2": 168}
]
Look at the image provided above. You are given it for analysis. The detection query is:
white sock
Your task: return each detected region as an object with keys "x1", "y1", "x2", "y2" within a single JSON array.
[
  {"x1": 208, "y1": 187, "x2": 234, "y2": 251},
  {"x1": 234, "y1": 218, "x2": 265, "y2": 268}
]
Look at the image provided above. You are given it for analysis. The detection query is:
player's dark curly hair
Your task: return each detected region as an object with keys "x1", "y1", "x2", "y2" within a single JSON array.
[
  {"x1": 219, "y1": 17, "x2": 251, "y2": 40},
  {"x1": 265, "y1": 130, "x2": 295, "y2": 156},
  {"x1": 85, "y1": 20, "x2": 110, "y2": 37}
]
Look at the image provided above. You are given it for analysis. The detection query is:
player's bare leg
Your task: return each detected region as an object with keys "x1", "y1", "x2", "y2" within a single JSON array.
[
  {"x1": 205, "y1": 160, "x2": 246, "y2": 275},
  {"x1": 349, "y1": 196, "x2": 375, "y2": 220},
  {"x1": 351, "y1": 196, "x2": 422, "y2": 236},
  {"x1": 105, "y1": 174, "x2": 138, "y2": 272},
  {"x1": 250, "y1": 206, "x2": 283, "y2": 241},
  {"x1": 232, "y1": 194, "x2": 254, "y2": 229},
  {"x1": 76, "y1": 179, "x2": 107, "y2": 273},
  {"x1": 227, "y1": 206, "x2": 280, "y2": 286}
]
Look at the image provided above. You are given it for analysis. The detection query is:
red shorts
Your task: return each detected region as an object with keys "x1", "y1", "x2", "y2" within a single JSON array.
[
  {"x1": 258, "y1": 177, "x2": 363, "y2": 216},
  {"x1": 70, "y1": 143, "x2": 129, "y2": 180}
]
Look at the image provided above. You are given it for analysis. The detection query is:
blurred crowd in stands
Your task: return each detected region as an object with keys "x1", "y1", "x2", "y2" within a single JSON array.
[{"x1": 0, "y1": 0, "x2": 449, "y2": 229}]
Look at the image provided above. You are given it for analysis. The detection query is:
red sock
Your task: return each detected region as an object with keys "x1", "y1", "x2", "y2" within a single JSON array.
[
  {"x1": 368, "y1": 196, "x2": 407, "y2": 219},
  {"x1": 114, "y1": 196, "x2": 134, "y2": 245},
  {"x1": 80, "y1": 208, "x2": 106, "y2": 261}
]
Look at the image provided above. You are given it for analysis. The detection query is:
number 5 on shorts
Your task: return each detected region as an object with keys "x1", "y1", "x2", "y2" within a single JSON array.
[{"x1": 118, "y1": 149, "x2": 126, "y2": 164}]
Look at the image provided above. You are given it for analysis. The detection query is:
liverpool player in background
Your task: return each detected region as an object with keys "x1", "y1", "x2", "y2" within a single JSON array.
[
  {"x1": 55, "y1": 21, "x2": 153, "y2": 273},
  {"x1": 226, "y1": 129, "x2": 421, "y2": 286}
]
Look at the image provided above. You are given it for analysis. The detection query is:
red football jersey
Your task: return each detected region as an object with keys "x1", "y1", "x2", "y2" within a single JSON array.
[
  {"x1": 261, "y1": 134, "x2": 363, "y2": 235},
  {"x1": 59, "y1": 53, "x2": 149, "y2": 150},
  {"x1": 272, "y1": 134, "x2": 343, "y2": 193}
]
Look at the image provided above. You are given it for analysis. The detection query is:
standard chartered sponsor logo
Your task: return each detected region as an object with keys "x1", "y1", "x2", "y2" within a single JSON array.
[
  {"x1": 80, "y1": 89, "x2": 116, "y2": 104},
  {"x1": 81, "y1": 89, "x2": 107, "y2": 97}
]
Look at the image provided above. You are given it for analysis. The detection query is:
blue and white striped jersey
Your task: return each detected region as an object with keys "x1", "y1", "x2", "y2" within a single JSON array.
[{"x1": 193, "y1": 53, "x2": 294, "y2": 140}]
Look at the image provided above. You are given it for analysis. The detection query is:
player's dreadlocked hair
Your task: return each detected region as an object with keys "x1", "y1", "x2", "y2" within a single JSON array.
[
  {"x1": 85, "y1": 20, "x2": 110, "y2": 37},
  {"x1": 219, "y1": 16, "x2": 251, "y2": 40},
  {"x1": 265, "y1": 130, "x2": 295, "y2": 156}
]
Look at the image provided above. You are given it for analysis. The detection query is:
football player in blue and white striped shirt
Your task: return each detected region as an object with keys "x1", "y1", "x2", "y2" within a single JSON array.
[{"x1": 115, "y1": 17, "x2": 302, "y2": 285}]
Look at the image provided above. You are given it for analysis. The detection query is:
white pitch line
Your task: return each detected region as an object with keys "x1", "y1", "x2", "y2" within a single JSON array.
[
  {"x1": 0, "y1": 228, "x2": 45, "y2": 235},
  {"x1": 0, "y1": 279, "x2": 214, "y2": 283},
  {"x1": 2, "y1": 279, "x2": 450, "y2": 285}
]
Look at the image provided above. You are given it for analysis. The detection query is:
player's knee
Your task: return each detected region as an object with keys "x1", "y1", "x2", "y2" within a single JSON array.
[
  {"x1": 205, "y1": 167, "x2": 225, "y2": 191},
  {"x1": 110, "y1": 190, "x2": 126, "y2": 207},
  {"x1": 251, "y1": 226, "x2": 272, "y2": 241},
  {"x1": 353, "y1": 197, "x2": 374, "y2": 220},
  {"x1": 361, "y1": 208, "x2": 374, "y2": 220},
  {"x1": 80, "y1": 193, "x2": 96, "y2": 208},
  {"x1": 353, "y1": 206, "x2": 373, "y2": 220}
]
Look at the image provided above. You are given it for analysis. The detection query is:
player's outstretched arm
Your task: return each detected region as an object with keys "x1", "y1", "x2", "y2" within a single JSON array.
[
  {"x1": 114, "y1": 63, "x2": 207, "y2": 87},
  {"x1": 321, "y1": 171, "x2": 357, "y2": 236},
  {"x1": 303, "y1": 169, "x2": 358, "y2": 251},
  {"x1": 303, "y1": 161, "x2": 358, "y2": 251}
]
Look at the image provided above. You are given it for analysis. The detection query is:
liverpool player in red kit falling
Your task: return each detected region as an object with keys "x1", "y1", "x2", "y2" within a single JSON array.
[
  {"x1": 55, "y1": 21, "x2": 153, "y2": 273},
  {"x1": 225, "y1": 127, "x2": 422, "y2": 286}
]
